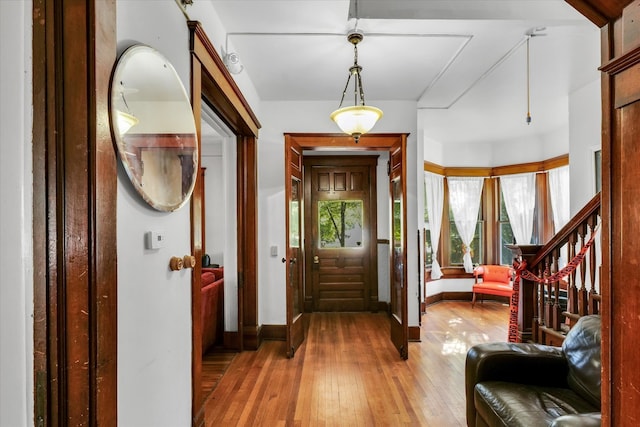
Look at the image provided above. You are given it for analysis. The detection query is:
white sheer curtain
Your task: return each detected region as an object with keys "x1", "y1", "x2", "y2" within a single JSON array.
[
  {"x1": 548, "y1": 166, "x2": 570, "y2": 233},
  {"x1": 500, "y1": 173, "x2": 536, "y2": 245},
  {"x1": 424, "y1": 172, "x2": 444, "y2": 279},
  {"x1": 448, "y1": 177, "x2": 484, "y2": 273}
]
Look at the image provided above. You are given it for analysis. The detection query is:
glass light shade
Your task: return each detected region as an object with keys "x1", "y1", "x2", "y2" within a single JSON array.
[
  {"x1": 330, "y1": 105, "x2": 383, "y2": 136},
  {"x1": 116, "y1": 110, "x2": 139, "y2": 135}
]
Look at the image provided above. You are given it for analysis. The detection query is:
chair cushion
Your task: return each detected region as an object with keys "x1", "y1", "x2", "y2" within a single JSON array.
[
  {"x1": 473, "y1": 282, "x2": 513, "y2": 297},
  {"x1": 481, "y1": 265, "x2": 512, "y2": 283},
  {"x1": 562, "y1": 315, "x2": 601, "y2": 408},
  {"x1": 475, "y1": 381, "x2": 599, "y2": 427}
]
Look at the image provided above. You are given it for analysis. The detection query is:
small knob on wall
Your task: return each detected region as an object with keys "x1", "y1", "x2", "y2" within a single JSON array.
[
  {"x1": 170, "y1": 256, "x2": 184, "y2": 271},
  {"x1": 183, "y1": 255, "x2": 196, "y2": 269}
]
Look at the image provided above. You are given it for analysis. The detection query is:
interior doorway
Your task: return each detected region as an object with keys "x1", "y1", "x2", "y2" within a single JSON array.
[
  {"x1": 303, "y1": 156, "x2": 379, "y2": 312},
  {"x1": 284, "y1": 133, "x2": 409, "y2": 360},
  {"x1": 199, "y1": 100, "x2": 238, "y2": 398},
  {"x1": 188, "y1": 21, "x2": 261, "y2": 426}
]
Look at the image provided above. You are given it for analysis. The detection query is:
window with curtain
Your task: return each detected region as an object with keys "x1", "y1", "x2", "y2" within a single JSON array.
[
  {"x1": 449, "y1": 216, "x2": 483, "y2": 266},
  {"x1": 424, "y1": 209, "x2": 432, "y2": 266},
  {"x1": 548, "y1": 166, "x2": 570, "y2": 233},
  {"x1": 447, "y1": 177, "x2": 484, "y2": 272},
  {"x1": 424, "y1": 159, "x2": 562, "y2": 272},
  {"x1": 500, "y1": 173, "x2": 536, "y2": 245},
  {"x1": 499, "y1": 191, "x2": 515, "y2": 265},
  {"x1": 424, "y1": 172, "x2": 444, "y2": 279}
]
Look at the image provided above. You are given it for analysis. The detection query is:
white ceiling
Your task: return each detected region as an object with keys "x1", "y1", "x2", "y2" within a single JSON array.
[{"x1": 208, "y1": 0, "x2": 600, "y2": 145}]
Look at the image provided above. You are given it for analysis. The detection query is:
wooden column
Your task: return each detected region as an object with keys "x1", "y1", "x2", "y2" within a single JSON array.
[
  {"x1": 32, "y1": 0, "x2": 118, "y2": 424},
  {"x1": 508, "y1": 244, "x2": 542, "y2": 343},
  {"x1": 567, "y1": 0, "x2": 640, "y2": 425}
]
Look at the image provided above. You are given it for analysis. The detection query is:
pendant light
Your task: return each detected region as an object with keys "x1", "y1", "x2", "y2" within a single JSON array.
[
  {"x1": 524, "y1": 27, "x2": 545, "y2": 125},
  {"x1": 330, "y1": 30, "x2": 383, "y2": 143}
]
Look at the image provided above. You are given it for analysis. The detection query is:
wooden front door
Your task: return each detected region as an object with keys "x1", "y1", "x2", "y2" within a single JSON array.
[{"x1": 304, "y1": 156, "x2": 378, "y2": 312}]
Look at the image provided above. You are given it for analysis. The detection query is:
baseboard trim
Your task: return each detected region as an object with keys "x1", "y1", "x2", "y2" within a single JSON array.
[
  {"x1": 378, "y1": 301, "x2": 390, "y2": 313},
  {"x1": 261, "y1": 324, "x2": 287, "y2": 341},
  {"x1": 243, "y1": 325, "x2": 262, "y2": 350},
  {"x1": 223, "y1": 331, "x2": 240, "y2": 351},
  {"x1": 408, "y1": 326, "x2": 421, "y2": 342},
  {"x1": 425, "y1": 291, "x2": 509, "y2": 307}
]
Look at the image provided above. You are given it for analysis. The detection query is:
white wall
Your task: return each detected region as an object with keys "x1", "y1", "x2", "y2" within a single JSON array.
[
  {"x1": 426, "y1": 278, "x2": 475, "y2": 297},
  {"x1": 569, "y1": 78, "x2": 601, "y2": 215},
  {"x1": 201, "y1": 136, "x2": 239, "y2": 332},
  {"x1": 202, "y1": 145, "x2": 225, "y2": 265},
  {"x1": 116, "y1": 2, "x2": 194, "y2": 426},
  {"x1": 0, "y1": 1, "x2": 33, "y2": 426},
  {"x1": 428, "y1": 128, "x2": 569, "y2": 168}
]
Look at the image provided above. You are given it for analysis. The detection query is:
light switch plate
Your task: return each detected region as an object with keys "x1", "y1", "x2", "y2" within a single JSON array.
[{"x1": 270, "y1": 245, "x2": 278, "y2": 257}]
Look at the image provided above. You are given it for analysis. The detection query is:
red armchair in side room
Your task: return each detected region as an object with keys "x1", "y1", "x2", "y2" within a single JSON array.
[
  {"x1": 472, "y1": 265, "x2": 513, "y2": 307},
  {"x1": 201, "y1": 267, "x2": 224, "y2": 355}
]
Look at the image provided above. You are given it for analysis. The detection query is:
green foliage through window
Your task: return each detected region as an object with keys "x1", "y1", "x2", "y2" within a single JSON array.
[
  {"x1": 318, "y1": 200, "x2": 363, "y2": 248},
  {"x1": 448, "y1": 221, "x2": 483, "y2": 265},
  {"x1": 499, "y1": 187, "x2": 516, "y2": 265}
]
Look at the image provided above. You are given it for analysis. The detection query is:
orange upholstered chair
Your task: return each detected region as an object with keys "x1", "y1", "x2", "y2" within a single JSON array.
[{"x1": 472, "y1": 265, "x2": 513, "y2": 307}]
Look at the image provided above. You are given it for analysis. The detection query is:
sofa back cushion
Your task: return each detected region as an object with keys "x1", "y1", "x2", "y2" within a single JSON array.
[
  {"x1": 478, "y1": 265, "x2": 511, "y2": 283},
  {"x1": 202, "y1": 267, "x2": 224, "y2": 281},
  {"x1": 202, "y1": 272, "x2": 216, "y2": 287},
  {"x1": 562, "y1": 315, "x2": 601, "y2": 408}
]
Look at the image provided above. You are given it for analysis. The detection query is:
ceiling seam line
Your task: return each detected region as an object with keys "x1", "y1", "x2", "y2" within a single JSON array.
[
  {"x1": 417, "y1": 35, "x2": 474, "y2": 101},
  {"x1": 418, "y1": 35, "x2": 529, "y2": 110}
]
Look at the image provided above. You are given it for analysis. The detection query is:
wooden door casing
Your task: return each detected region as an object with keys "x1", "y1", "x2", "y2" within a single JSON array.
[
  {"x1": 286, "y1": 133, "x2": 409, "y2": 360},
  {"x1": 304, "y1": 156, "x2": 379, "y2": 312},
  {"x1": 188, "y1": 22, "x2": 261, "y2": 425}
]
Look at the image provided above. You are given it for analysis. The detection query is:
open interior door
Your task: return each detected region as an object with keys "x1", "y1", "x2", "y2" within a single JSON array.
[
  {"x1": 389, "y1": 139, "x2": 408, "y2": 359},
  {"x1": 285, "y1": 137, "x2": 305, "y2": 357}
]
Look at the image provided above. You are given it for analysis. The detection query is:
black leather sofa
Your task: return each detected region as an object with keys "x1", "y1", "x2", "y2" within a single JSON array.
[{"x1": 465, "y1": 315, "x2": 601, "y2": 427}]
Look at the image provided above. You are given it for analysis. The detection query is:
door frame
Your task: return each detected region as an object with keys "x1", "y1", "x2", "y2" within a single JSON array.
[
  {"x1": 188, "y1": 22, "x2": 261, "y2": 426},
  {"x1": 303, "y1": 155, "x2": 380, "y2": 313},
  {"x1": 284, "y1": 133, "x2": 409, "y2": 357},
  {"x1": 32, "y1": 0, "x2": 118, "y2": 424}
]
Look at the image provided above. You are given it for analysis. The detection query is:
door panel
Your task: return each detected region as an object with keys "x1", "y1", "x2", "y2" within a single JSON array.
[
  {"x1": 305, "y1": 157, "x2": 378, "y2": 312},
  {"x1": 389, "y1": 141, "x2": 408, "y2": 359},
  {"x1": 285, "y1": 140, "x2": 305, "y2": 357}
]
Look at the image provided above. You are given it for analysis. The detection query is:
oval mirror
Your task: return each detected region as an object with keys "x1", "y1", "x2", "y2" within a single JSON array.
[{"x1": 110, "y1": 45, "x2": 198, "y2": 212}]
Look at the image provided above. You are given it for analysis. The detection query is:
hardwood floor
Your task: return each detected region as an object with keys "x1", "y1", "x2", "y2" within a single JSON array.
[
  {"x1": 204, "y1": 301, "x2": 509, "y2": 426},
  {"x1": 202, "y1": 350, "x2": 237, "y2": 400}
]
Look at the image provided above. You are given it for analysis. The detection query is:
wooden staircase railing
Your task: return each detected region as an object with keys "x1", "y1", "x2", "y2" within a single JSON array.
[{"x1": 511, "y1": 192, "x2": 601, "y2": 346}]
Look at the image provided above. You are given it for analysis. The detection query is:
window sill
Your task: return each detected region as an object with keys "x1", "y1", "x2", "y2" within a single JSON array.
[{"x1": 423, "y1": 266, "x2": 474, "y2": 280}]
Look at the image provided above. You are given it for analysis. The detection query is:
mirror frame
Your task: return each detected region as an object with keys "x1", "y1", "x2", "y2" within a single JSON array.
[{"x1": 109, "y1": 44, "x2": 199, "y2": 212}]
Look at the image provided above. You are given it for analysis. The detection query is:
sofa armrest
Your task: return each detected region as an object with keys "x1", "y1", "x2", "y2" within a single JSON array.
[{"x1": 465, "y1": 342, "x2": 568, "y2": 427}]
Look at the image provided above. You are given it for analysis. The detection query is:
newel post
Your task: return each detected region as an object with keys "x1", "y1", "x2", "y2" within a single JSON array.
[{"x1": 507, "y1": 244, "x2": 542, "y2": 343}]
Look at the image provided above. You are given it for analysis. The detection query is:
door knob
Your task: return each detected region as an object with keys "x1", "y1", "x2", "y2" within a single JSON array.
[
  {"x1": 313, "y1": 255, "x2": 319, "y2": 264},
  {"x1": 169, "y1": 256, "x2": 184, "y2": 271},
  {"x1": 183, "y1": 255, "x2": 196, "y2": 269}
]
